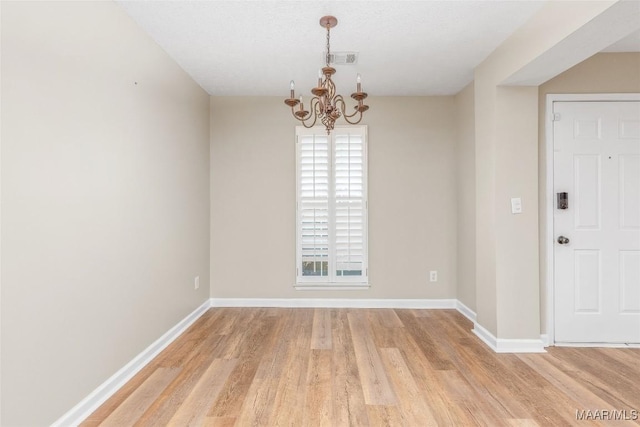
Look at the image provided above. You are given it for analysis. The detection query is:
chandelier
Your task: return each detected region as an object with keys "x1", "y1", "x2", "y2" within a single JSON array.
[{"x1": 284, "y1": 16, "x2": 369, "y2": 134}]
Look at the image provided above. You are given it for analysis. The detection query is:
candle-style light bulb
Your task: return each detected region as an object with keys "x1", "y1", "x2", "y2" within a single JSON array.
[
  {"x1": 356, "y1": 73, "x2": 362, "y2": 93},
  {"x1": 290, "y1": 80, "x2": 295, "y2": 99},
  {"x1": 299, "y1": 95, "x2": 304, "y2": 111}
]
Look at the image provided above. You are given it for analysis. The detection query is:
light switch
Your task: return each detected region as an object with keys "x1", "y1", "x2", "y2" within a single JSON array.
[{"x1": 511, "y1": 197, "x2": 522, "y2": 214}]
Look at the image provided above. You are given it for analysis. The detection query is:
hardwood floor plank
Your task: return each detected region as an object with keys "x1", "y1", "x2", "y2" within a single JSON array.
[
  {"x1": 511, "y1": 355, "x2": 603, "y2": 424},
  {"x1": 81, "y1": 362, "x2": 159, "y2": 426},
  {"x1": 517, "y1": 353, "x2": 635, "y2": 424},
  {"x1": 507, "y1": 361, "x2": 575, "y2": 421},
  {"x1": 592, "y1": 348, "x2": 640, "y2": 386},
  {"x1": 379, "y1": 347, "x2": 438, "y2": 426},
  {"x1": 415, "y1": 311, "x2": 546, "y2": 423},
  {"x1": 133, "y1": 332, "x2": 227, "y2": 426},
  {"x1": 268, "y1": 309, "x2": 313, "y2": 426},
  {"x1": 331, "y1": 309, "x2": 370, "y2": 427},
  {"x1": 347, "y1": 311, "x2": 397, "y2": 405},
  {"x1": 456, "y1": 338, "x2": 593, "y2": 426},
  {"x1": 207, "y1": 314, "x2": 278, "y2": 418},
  {"x1": 252, "y1": 311, "x2": 290, "y2": 380},
  {"x1": 365, "y1": 405, "x2": 405, "y2": 426},
  {"x1": 452, "y1": 335, "x2": 560, "y2": 423},
  {"x1": 82, "y1": 315, "x2": 226, "y2": 426},
  {"x1": 98, "y1": 367, "x2": 179, "y2": 427},
  {"x1": 394, "y1": 309, "x2": 455, "y2": 370},
  {"x1": 389, "y1": 327, "x2": 478, "y2": 425},
  {"x1": 156, "y1": 310, "x2": 224, "y2": 368},
  {"x1": 207, "y1": 308, "x2": 239, "y2": 336},
  {"x1": 166, "y1": 358, "x2": 237, "y2": 427},
  {"x1": 507, "y1": 419, "x2": 542, "y2": 426},
  {"x1": 234, "y1": 376, "x2": 280, "y2": 426},
  {"x1": 549, "y1": 347, "x2": 640, "y2": 410},
  {"x1": 437, "y1": 369, "x2": 510, "y2": 427},
  {"x1": 224, "y1": 311, "x2": 286, "y2": 425},
  {"x1": 399, "y1": 310, "x2": 496, "y2": 425},
  {"x1": 212, "y1": 308, "x2": 263, "y2": 360},
  {"x1": 438, "y1": 309, "x2": 475, "y2": 338},
  {"x1": 367, "y1": 310, "x2": 401, "y2": 349},
  {"x1": 201, "y1": 417, "x2": 236, "y2": 427},
  {"x1": 303, "y1": 350, "x2": 333, "y2": 426},
  {"x1": 599, "y1": 347, "x2": 640, "y2": 371},
  {"x1": 311, "y1": 308, "x2": 332, "y2": 350},
  {"x1": 218, "y1": 310, "x2": 290, "y2": 425},
  {"x1": 373, "y1": 308, "x2": 404, "y2": 328}
]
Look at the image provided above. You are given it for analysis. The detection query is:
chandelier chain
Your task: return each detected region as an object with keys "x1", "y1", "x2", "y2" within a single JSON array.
[{"x1": 325, "y1": 24, "x2": 331, "y2": 67}]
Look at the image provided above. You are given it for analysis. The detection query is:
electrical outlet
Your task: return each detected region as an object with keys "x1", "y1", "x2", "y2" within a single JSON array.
[
  {"x1": 194, "y1": 276, "x2": 200, "y2": 290},
  {"x1": 429, "y1": 271, "x2": 438, "y2": 282}
]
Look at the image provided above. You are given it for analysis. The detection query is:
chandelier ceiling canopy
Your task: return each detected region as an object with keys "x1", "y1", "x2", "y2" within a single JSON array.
[{"x1": 284, "y1": 16, "x2": 369, "y2": 134}]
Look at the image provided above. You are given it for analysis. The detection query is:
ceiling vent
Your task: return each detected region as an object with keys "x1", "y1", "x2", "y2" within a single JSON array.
[{"x1": 325, "y1": 51, "x2": 359, "y2": 65}]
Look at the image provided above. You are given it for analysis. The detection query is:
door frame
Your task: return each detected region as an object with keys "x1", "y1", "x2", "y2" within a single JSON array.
[{"x1": 545, "y1": 93, "x2": 640, "y2": 346}]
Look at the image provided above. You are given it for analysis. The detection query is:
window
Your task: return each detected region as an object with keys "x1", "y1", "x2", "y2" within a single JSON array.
[{"x1": 296, "y1": 126, "x2": 368, "y2": 285}]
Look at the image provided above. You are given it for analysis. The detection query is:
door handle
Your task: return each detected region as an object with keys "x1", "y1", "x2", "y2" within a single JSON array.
[{"x1": 557, "y1": 236, "x2": 570, "y2": 245}]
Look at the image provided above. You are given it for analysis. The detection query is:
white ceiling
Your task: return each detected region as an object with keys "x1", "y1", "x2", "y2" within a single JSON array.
[{"x1": 117, "y1": 1, "x2": 639, "y2": 97}]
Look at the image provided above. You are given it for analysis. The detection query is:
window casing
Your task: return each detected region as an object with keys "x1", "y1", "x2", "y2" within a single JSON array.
[{"x1": 296, "y1": 126, "x2": 368, "y2": 285}]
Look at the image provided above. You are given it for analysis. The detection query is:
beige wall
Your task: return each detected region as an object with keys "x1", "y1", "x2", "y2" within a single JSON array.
[
  {"x1": 1, "y1": 2, "x2": 210, "y2": 425},
  {"x1": 454, "y1": 83, "x2": 476, "y2": 311},
  {"x1": 538, "y1": 52, "x2": 640, "y2": 333},
  {"x1": 210, "y1": 96, "x2": 457, "y2": 300},
  {"x1": 493, "y1": 86, "x2": 540, "y2": 339}
]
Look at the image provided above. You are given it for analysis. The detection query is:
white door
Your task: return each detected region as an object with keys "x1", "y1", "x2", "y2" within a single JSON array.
[{"x1": 554, "y1": 101, "x2": 640, "y2": 344}]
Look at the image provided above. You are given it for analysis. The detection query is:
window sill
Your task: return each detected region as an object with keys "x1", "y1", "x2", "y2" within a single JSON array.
[{"x1": 294, "y1": 284, "x2": 371, "y2": 291}]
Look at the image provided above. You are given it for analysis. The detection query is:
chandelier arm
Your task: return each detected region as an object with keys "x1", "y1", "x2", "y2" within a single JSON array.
[
  {"x1": 296, "y1": 97, "x2": 321, "y2": 128},
  {"x1": 342, "y1": 110, "x2": 363, "y2": 125},
  {"x1": 335, "y1": 96, "x2": 362, "y2": 120},
  {"x1": 290, "y1": 107, "x2": 302, "y2": 120}
]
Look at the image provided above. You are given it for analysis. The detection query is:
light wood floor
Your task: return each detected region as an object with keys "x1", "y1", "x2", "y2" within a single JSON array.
[{"x1": 82, "y1": 308, "x2": 640, "y2": 426}]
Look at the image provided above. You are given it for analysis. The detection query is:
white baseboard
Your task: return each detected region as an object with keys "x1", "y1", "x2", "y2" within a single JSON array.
[
  {"x1": 540, "y1": 334, "x2": 550, "y2": 347},
  {"x1": 455, "y1": 300, "x2": 477, "y2": 323},
  {"x1": 554, "y1": 342, "x2": 640, "y2": 348},
  {"x1": 473, "y1": 322, "x2": 546, "y2": 353},
  {"x1": 51, "y1": 299, "x2": 212, "y2": 427},
  {"x1": 210, "y1": 297, "x2": 458, "y2": 309}
]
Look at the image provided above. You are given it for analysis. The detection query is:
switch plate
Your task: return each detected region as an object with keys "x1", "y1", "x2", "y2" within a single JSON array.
[
  {"x1": 429, "y1": 271, "x2": 438, "y2": 282},
  {"x1": 194, "y1": 276, "x2": 200, "y2": 290},
  {"x1": 511, "y1": 197, "x2": 522, "y2": 214}
]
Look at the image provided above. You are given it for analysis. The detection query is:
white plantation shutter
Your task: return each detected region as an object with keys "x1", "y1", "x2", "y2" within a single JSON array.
[
  {"x1": 335, "y1": 133, "x2": 365, "y2": 277},
  {"x1": 296, "y1": 126, "x2": 368, "y2": 284},
  {"x1": 299, "y1": 134, "x2": 330, "y2": 279}
]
